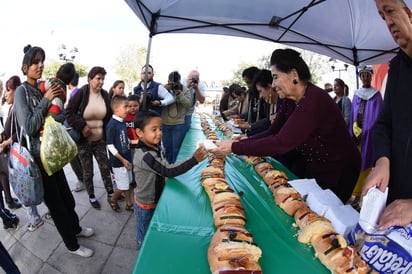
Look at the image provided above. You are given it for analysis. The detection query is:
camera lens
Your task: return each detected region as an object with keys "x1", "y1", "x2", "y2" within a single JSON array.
[{"x1": 172, "y1": 82, "x2": 182, "y2": 90}]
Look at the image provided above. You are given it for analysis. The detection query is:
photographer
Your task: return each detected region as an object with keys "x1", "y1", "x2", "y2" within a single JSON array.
[
  {"x1": 162, "y1": 71, "x2": 191, "y2": 163},
  {"x1": 133, "y1": 64, "x2": 174, "y2": 114},
  {"x1": 184, "y1": 70, "x2": 205, "y2": 132}
]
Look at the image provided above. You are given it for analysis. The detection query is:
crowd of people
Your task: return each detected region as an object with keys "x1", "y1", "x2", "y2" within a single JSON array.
[
  {"x1": 0, "y1": 44, "x2": 209, "y2": 269},
  {"x1": 214, "y1": 0, "x2": 412, "y2": 231},
  {"x1": 1, "y1": 0, "x2": 412, "y2": 271}
]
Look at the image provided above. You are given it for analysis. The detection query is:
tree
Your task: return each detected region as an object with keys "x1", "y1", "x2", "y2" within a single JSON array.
[
  {"x1": 222, "y1": 62, "x2": 255, "y2": 87},
  {"x1": 113, "y1": 44, "x2": 147, "y2": 93},
  {"x1": 225, "y1": 46, "x2": 332, "y2": 87},
  {"x1": 43, "y1": 59, "x2": 88, "y2": 79},
  {"x1": 299, "y1": 49, "x2": 330, "y2": 85}
]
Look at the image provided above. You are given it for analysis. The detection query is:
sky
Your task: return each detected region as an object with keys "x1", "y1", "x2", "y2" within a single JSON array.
[{"x1": 0, "y1": 0, "x2": 353, "y2": 94}]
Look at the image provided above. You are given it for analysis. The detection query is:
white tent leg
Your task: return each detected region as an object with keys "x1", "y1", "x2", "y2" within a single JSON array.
[{"x1": 142, "y1": 36, "x2": 153, "y2": 110}]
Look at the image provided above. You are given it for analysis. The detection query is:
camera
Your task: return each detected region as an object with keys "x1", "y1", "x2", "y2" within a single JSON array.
[
  {"x1": 191, "y1": 78, "x2": 198, "y2": 84},
  {"x1": 172, "y1": 82, "x2": 182, "y2": 91},
  {"x1": 143, "y1": 92, "x2": 154, "y2": 109}
]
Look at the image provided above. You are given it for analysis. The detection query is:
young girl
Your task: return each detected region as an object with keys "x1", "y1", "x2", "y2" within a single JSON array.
[
  {"x1": 14, "y1": 45, "x2": 94, "y2": 257},
  {"x1": 108, "y1": 80, "x2": 125, "y2": 98}
]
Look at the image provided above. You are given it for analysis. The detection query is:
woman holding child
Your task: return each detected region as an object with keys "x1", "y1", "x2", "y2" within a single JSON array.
[{"x1": 14, "y1": 45, "x2": 94, "y2": 257}]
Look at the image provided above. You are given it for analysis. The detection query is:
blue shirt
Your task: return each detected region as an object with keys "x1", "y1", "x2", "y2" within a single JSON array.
[{"x1": 106, "y1": 116, "x2": 131, "y2": 168}]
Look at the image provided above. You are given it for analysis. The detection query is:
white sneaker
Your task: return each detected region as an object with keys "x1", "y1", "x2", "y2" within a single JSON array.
[
  {"x1": 69, "y1": 245, "x2": 94, "y2": 257},
  {"x1": 44, "y1": 212, "x2": 52, "y2": 220},
  {"x1": 73, "y1": 181, "x2": 86, "y2": 192},
  {"x1": 28, "y1": 220, "x2": 44, "y2": 232},
  {"x1": 77, "y1": 227, "x2": 94, "y2": 237}
]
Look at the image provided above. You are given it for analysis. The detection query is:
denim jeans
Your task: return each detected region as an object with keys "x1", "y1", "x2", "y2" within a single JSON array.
[
  {"x1": 184, "y1": 115, "x2": 192, "y2": 133},
  {"x1": 162, "y1": 123, "x2": 186, "y2": 163},
  {"x1": 133, "y1": 200, "x2": 155, "y2": 250}
]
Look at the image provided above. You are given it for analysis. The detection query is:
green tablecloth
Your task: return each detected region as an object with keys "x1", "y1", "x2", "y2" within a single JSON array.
[{"x1": 133, "y1": 117, "x2": 329, "y2": 274}]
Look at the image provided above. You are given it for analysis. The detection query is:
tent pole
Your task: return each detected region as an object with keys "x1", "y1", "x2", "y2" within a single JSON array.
[
  {"x1": 355, "y1": 66, "x2": 359, "y2": 89},
  {"x1": 142, "y1": 36, "x2": 153, "y2": 111}
]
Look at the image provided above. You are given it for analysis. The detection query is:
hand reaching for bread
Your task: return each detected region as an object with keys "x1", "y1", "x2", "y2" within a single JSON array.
[{"x1": 193, "y1": 145, "x2": 208, "y2": 162}]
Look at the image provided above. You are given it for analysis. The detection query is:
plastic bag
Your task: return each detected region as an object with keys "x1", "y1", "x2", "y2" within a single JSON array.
[{"x1": 40, "y1": 116, "x2": 78, "y2": 176}]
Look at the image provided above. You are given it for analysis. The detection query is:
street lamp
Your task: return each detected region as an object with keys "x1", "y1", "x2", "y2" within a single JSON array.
[
  {"x1": 58, "y1": 44, "x2": 78, "y2": 62},
  {"x1": 331, "y1": 63, "x2": 348, "y2": 78}
]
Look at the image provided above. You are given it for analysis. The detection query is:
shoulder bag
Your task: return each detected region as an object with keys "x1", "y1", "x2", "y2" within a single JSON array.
[{"x1": 8, "y1": 110, "x2": 44, "y2": 206}]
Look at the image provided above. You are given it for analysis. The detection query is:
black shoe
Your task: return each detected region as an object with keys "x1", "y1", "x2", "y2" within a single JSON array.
[
  {"x1": 7, "y1": 200, "x2": 22, "y2": 209},
  {"x1": 89, "y1": 198, "x2": 101, "y2": 209},
  {"x1": 0, "y1": 208, "x2": 20, "y2": 229}
]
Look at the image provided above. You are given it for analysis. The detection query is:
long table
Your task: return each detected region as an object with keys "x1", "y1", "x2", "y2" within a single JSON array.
[{"x1": 133, "y1": 116, "x2": 329, "y2": 274}]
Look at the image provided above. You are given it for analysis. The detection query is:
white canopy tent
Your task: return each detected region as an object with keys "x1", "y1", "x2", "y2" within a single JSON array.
[{"x1": 124, "y1": 0, "x2": 411, "y2": 67}]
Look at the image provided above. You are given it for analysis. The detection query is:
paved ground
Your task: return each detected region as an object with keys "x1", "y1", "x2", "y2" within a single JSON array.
[{"x1": 0, "y1": 160, "x2": 138, "y2": 274}]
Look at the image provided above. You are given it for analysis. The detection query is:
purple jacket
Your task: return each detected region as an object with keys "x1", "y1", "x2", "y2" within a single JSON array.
[
  {"x1": 232, "y1": 84, "x2": 360, "y2": 192},
  {"x1": 349, "y1": 89, "x2": 382, "y2": 171}
]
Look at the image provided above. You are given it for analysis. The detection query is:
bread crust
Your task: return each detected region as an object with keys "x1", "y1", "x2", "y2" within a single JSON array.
[
  {"x1": 297, "y1": 218, "x2": 335, "y2": 244},
  {"x1": 244, "y1": 156, "x2": 265, "y2": 166},
  {"x1": 263, "y1": 170, "x2": 288, "y2": 185},
  {"x1": 254, "y1": 162, "x2": 274, "y2": 177},
  {"x1": 279, "y1": 195, "x2": 306, "y2": 216},
  {"x1": 202, "y1": 166, "x2": 225, "y2": 179},
  {"x1": 214, "y1": 204, "x2": 246, "y2": 227},
  {"x1": 202, "y1": 178, "x2": 231, "y2": 201},
  {"x1": 311, "y1": 232, "x2": 347, "y2": 257},
  {"x1": 210, "y1": 225, "x2": 254, "y2": 247},
  {"x1": 212, "y1": 192, "x2": 242, "y2": 209},
  {"x1": 208, "y1": 239, "x2": 262, "y2": 274}
]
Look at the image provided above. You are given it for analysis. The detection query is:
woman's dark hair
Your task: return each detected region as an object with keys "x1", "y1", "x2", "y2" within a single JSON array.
[
  {"x1": 56, "y1": 63, "x2": 76, "y2": 85},
  {"x1": 6, "y1": 75, "x2": 22, "y2": 91},
  {"x1": 242, "y1": 66, "x2": 259, "y2": 80},
  {"x1": 168, "y1": 71, "x2": 181, "y2": 83},
  {"x1": 134, "y1": 110, "x2": 160, "y2": 130},
  {"x1": 254, "y1": 69, "x2": 273, "y2": 88},
  {"x1": 270, "y1": 48, "x2": 311, "y2": 83},
  {"x1": 242, "y1": 66, "x2": 260, "y2": 100},
  {"x1": 3, "y1": 76, "x2": 21, "y2": 105},
  {"x1": 233, "y1": 86, "x2": 246, "y2": 97},
  {"x1": 109, "y1": 80, "x2": 125, "y2": 97},
  {"x1": 87, "y1": 66, "x2": 106, "y2": 80},
  {"x1": 21, "y1": 45, "x2": 45, "y2": 75},
  {"x1": 228, "y1": 83, "x2": 241, "y2": 95},
  {"x1": 70, "y1": 72, "x2": 79, "y2": 86},
  {"x1": 344, "y1": 84, "x2": 349, "y2": 96},
  {"x1": 334, "y1": 78, "x2": 345, "y2": 89}
]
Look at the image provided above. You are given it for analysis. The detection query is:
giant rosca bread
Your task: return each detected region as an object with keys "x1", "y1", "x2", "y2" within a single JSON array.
[
  {"x1": 199, "y1": 115, "x2": 262, "y2": 274},
  {"x1": 243, "y1": 155, "x2": 376, "y2": 274}
]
